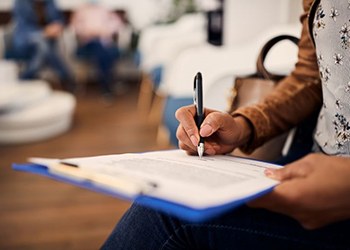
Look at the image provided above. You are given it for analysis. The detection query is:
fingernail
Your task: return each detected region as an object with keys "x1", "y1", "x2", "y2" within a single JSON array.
[
  {"x1": 200, "y1": 124, "x2": 213, "y2": 136},
  {"x1": 190, "y1": 135, "x2": 198, "y2": 146},
  {"x1": 264, "y1": 168, "x2": 276, "y2": 178}
]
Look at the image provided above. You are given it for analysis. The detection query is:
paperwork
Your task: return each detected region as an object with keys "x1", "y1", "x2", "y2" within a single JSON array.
[{"x1": 28, "y1": 150, "x2": 280, "y2": 209}]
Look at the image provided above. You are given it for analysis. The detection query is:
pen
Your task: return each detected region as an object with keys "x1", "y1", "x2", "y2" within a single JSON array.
[{"x1": 193, "y1": 72, "x2": 205, "y2": 158}]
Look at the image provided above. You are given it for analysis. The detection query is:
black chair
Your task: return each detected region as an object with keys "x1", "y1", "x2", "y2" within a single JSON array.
[{"x1": 275, "y1": 109, "x2": 320, "y2": 165}]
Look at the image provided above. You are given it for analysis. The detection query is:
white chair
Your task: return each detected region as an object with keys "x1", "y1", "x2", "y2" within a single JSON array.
[
  {"x1": 136, "y1": 13, "x2": 207, "y2": 122},
  {"x1": 138, "y1": 13, "x2": 207, "y2": 72},
  {"x1": 160, "y1": 23, "x2": 301, "y2": 99},
  {"x1": 222, "y1": 0, "x2": 301, "y2": 45}
]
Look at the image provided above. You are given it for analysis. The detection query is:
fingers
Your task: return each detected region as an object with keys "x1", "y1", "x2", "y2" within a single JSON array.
[
  {"x1": 176, "y1": 106, "x2": 220, "y2": 144},
  {"x1": 247, "y1": 180, "x2": 328, "y2": 230},
  {"x1": 247, "y1": 181, "x2": 306, "y2": 227},
  {"x1": 249, "y1": 154, "x2": 342, "y2": 230},
  {"x1": 264, "y1": 166, "x2": 308, "y2": 181},
  {"x1": 176, "y1": 106, "x2": 238, "y2": 155},
  {"x1": 176, "y1": 125, "x2": 197, "y2": 153},
  {"x1": 175, "y1": 105, "x2": 199, "y2": 147},
  {"x1": 264, "y1": 154, "x2": 317, "y2": 181},
  {"x1": 177, "y1": 123, "x2": 219, "y2": 155},
  {"x1": 250, "y1": 156, "x2": 318, "y2": 208},
  {"x1": 178, "y1": 141, "x2": 197, "y2": 155}
]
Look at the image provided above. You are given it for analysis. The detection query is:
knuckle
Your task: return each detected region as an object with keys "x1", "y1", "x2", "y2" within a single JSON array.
[
  {"x1": 186, "y1": 127, "x2": 198, "y2": 137},
  {"x1": 176, "y1": 128, "x2": 188, "y2": 142},
  {"x1": 174, "y1": 108, "x2": 183, "y2": 120},
  {"x1": 208, "y1": 113, "x2": 221, "y2": 124},
  {"x1": 175, "y1": 105, "x2": 193, "y2": 121},
  {"x1": 178, "y1": 141, "x2": 186, "y2": 150}
]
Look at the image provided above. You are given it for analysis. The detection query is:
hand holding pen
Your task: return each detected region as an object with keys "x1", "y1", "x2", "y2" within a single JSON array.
[{"x1": 175, "y1": 73, "x2": 253, "y2": 156}]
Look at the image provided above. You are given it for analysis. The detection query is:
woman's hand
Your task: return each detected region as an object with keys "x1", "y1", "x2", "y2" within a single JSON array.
[
  {"x1": 249, "y1": 154, "x2": 350, "y2": 229},
  {"x1": 175, "y1": 105, "x2": 252, "y2": 156}
]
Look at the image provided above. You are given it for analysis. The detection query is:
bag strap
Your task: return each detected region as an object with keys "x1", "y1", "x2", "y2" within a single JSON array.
[{"x1": 256, "y1": 35, "x2": 299, "y2": 81}]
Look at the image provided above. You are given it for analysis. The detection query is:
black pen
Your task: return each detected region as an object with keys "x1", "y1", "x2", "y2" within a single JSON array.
[{"x1": 193, "y1": 72, "x2": 205, "y2": 158}]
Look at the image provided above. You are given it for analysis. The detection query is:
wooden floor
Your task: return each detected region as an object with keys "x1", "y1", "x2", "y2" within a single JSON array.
[{"x1": 0, "y1": 82, "x2": 172, "y2": 249}]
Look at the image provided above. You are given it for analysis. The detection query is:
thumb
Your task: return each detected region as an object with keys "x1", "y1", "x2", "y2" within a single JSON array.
[
  {"x1": 200, "y1": 112, "x2": 230, "y2": 137},
  {"x1": 264, "y1": 161, "x2": 313, "y2": 181}
]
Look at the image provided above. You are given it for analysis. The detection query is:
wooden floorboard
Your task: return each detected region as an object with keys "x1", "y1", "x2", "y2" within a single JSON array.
[{"x1": 0, "y1": 83, "x2": 172, "y2": 249}]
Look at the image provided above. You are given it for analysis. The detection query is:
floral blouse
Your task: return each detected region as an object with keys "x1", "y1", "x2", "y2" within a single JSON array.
[
  {"x1": 313, "y1": 0, "x2": 350, "y2": 155},
  {"x1": 233, "y1": 0, "x2": 350, "y2": 157}
]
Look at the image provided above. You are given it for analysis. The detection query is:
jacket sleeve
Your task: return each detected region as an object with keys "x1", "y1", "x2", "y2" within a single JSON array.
[{"x1": 232, "y1": 0, "x2": 322, "y2": 153}]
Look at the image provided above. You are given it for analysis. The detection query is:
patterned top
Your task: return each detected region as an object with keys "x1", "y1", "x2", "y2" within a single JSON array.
[{"x1": 313, "y1": 0, "x2": 350, "y2": 155}]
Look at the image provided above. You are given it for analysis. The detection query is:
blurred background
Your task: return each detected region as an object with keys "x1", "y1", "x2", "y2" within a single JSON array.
[{"x1": 0, "y1": 0, "x2": 302, "y2": 249}]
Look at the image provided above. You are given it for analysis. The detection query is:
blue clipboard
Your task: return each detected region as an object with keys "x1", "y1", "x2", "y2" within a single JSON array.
[{"x1": 12, "y1": 163, "x2": 274, "y2": 222}]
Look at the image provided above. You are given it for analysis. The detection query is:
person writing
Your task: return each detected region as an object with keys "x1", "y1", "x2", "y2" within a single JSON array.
[{"x1": 102, "y1": 0, "x2": 350, "y2": 248}]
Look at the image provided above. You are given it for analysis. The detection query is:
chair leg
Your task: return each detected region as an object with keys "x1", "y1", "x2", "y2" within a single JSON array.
[
  {"x1": 147, "y1": 92, "x2": 165, "y2": 126},
  {"x1": 137, "y1": 73, "x2": 154, "y2": 120},
  {"x1": 156, "y1": 124, "x2": 171, "y2": 148}
]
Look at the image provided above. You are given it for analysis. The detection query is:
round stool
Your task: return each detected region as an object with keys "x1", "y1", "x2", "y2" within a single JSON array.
[
  {"x1": 0, "y1": 60, "x2": 19, "y2": 83},
  {"x1": 0, "y1": 90, "x2": 76, "y2": 144},
  {"x1": 0, "y1": 80, "x2": 51, "y2": 111}
]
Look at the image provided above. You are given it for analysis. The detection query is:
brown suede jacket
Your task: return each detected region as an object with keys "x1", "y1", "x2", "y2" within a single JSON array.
[{"x1": 232, "y1": 0, "x2": 323, "y2": 152}]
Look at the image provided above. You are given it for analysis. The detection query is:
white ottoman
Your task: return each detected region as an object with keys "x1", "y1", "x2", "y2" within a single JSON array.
[
  {"x1": 0, "y1": 80, "x2": 51, "y2": 112},
  {"x1": 0, "y1": 60, "x2": 19, "y2": 84},
  {"x1": 0, "y1": 86, "x2": 76, "y2": 144}
]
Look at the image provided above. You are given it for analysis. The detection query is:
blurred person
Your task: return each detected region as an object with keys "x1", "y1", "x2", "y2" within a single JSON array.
[
  {"x1": 12, "y1": 0, "x2": 76, "y2": 92},
  {"x1": 70, "y1": 0, "x2": 125, "y2": 98},
  {"x1": 102, "y1": 0, "x2": 350, "y2": 249}
]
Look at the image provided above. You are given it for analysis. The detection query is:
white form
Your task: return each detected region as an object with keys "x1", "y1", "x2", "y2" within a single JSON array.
[{"x1": 57, "y1": 150, "x2": 281, "y2": 209}]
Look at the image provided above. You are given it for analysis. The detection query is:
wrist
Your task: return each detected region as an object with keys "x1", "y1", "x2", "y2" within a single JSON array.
[{"x1": 233, "y1": 115, "x2": 253, "y2": 146}]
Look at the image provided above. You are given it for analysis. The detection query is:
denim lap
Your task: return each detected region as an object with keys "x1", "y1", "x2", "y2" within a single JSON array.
[{"x1": 102, "y1": 203, "x2": 350, "y2": 250}]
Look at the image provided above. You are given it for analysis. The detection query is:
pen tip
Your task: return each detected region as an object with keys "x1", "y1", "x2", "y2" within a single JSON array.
[{"x1": 197, "y1": 143, "x2": 204, "y2": 159}]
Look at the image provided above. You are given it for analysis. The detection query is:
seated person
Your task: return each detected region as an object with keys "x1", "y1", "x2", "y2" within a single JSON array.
[
  {"x1": 102, "y1": 0, "x2": 350, "y2": 249},
  {"x1": 70, "y1": 1, "x2": 125, "y2": 97},
  {"x1": 11, "y1": 0, "x2": 75, "y2": 92}
]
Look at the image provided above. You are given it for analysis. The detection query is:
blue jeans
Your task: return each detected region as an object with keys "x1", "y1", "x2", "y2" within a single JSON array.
[
  {"x1": 102, "y1": 203, "x2": 350, "y2": 249},
  {"x1": 18, "y1": 34, "x2": 74, "y2": 88},
  {"x1": 76, "y1": 39, "x2": 119, "y2": 94}
]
